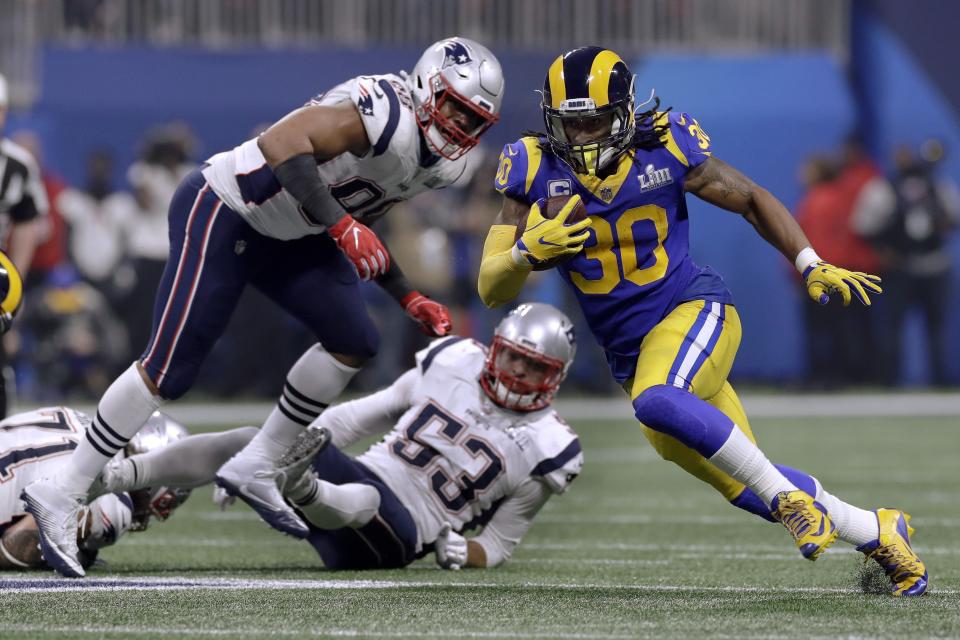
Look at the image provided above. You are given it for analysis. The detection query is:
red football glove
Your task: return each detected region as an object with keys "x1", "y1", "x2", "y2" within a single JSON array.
[
  {"x1": 327, "y1": 216, "x2": 389, "y2": 281},
  {"x1": 401, "y1": 291, "x2": 452, "y2": 337}
]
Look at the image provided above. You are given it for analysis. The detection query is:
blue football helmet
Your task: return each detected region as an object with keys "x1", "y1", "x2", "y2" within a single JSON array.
[{"x1": 541, "y1": 46, "x2": 636, "y2": 176}]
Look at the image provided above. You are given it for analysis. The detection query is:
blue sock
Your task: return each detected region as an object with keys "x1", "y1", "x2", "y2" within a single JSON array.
[
  {"x1": 729, "y1": 465, "x2": 819, "y2": 522},
  {"x1": 632, "y1": 384, "x2": 734, "y2": 458}
]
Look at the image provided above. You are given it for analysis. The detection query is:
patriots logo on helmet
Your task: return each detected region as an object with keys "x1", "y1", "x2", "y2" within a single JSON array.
[
  {"x1": 357, "y1": 85, "x2": 374, "y2": 116},
  {"x1": 441, "y1": 41, "x2": 472, "y2": 68}
]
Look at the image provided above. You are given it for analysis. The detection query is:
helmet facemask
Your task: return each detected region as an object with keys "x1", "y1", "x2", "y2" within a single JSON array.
[
  {"x1": 128, "y1": 485, "x2": 192, "y2": 532},
  {"x1": 418, "y1": 73, "x2": 499, "y2": 160},
  {"x1": 122, "y1": 411, "x2": 192, "y2": 531},
  {"x1": 481, "y1": 336, "x2": 566, "y2": 412},
  {"x1": 543, "y1": 91, "x2": 635, "y2": 176}
]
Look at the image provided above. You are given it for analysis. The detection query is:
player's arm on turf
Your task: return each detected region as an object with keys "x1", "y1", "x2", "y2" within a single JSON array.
[
  {"x1": 477, "y1": 195, "x2": 534, "y2": 308},
  {"x1": 684, "y1": 157, "x2": 882, "y2": 306},
  {"x1": 317, "y1": 368, "x2": 418, "y2": 449},
  {"x1": 467, "y1": 479, "x2": 552, "y2": 568},
  {"x1": 0, "y1": 515, "x2": 44, "y2": 569}
]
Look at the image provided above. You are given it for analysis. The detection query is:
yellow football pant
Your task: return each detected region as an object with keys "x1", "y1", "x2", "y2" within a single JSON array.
[{"x1": 622, "y1": 300, "x2": 756, "y2": 501}]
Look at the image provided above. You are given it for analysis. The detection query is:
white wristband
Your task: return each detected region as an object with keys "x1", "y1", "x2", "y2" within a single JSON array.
[
  {"x1": 794, "y1": 247, "x2": 821, "y2": 274},
  {"x1": 510, "y1": 244, "x2": 531, "y2": 269}
]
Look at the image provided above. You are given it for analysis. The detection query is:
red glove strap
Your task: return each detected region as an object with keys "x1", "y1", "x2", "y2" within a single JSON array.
[{"x1": 400, "y1": 291, "x2": 424, "y2": 309}]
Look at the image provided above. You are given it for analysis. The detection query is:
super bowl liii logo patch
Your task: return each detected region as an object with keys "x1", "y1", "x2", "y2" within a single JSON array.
[{"x1": 638, "y1": 164, "x2": 673, "y2": 192}]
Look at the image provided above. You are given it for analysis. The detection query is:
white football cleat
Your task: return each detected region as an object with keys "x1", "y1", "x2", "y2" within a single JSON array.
[
  {"x1": 215, "y1": 450, "x2": 310, "y2": 539},
  {"x1": 20, "y1": 480, "x2": 86, "y2": 578},
  {"x1": 276, "y1": 427, "x2": 331, "y2": 492}
]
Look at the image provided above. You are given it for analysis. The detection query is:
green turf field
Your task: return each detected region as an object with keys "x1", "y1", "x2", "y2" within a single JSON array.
[{"x1": 2, "y1": 414, "x2": 956, "y2": 639}]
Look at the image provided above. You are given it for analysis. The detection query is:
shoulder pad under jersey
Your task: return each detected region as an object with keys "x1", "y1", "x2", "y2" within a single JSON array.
[
  {"x1": 656, "y1": 110, "x2": 713, "y2": 170},
  {"x1": 493, "y1": 136, "x2": 549, "y2": 203},
  {"x1": 529, "y1": 416, "x2": 583, "y2": 494},
  {"x1": 350, "y1": 74, "x2": 418, "y2": 160},
  {"x1": 415, "y1": 336, "x2": 486, "y2": 377}
]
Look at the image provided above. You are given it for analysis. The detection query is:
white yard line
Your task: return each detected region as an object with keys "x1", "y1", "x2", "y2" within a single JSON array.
[
  {"x1": 1, "y1": 575, "x2": 954, "y2": 595},
  {"x1": 0, "y1": 626, "x2": 645, "y2": 639}
]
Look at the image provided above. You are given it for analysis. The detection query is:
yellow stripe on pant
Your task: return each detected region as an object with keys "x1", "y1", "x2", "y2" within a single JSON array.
[{"x1": 622, "y1": 300, "x2": 757, "y2": 501}]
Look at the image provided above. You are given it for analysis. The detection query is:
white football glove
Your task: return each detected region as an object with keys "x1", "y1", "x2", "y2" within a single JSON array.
[
  {"x1": 212, "y1": 486, "x2": 236, "y2": 511},
  {"x1": 435, "y1": 522, "x2": 467, "y2": 570}
]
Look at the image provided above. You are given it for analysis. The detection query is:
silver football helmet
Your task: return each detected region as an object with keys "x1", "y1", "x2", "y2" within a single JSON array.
[
  {"x1": 481, "y1": 303, "x2": 576, "y2": 412},
  {"x1": 124, "y1": 411, "x2": 191, "y2": 531},
  {"x1": 407, "y1": 37, "x2": 504, "y2": 160}
]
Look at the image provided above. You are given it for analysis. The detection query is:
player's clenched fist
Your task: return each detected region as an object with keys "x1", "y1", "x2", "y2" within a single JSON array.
[
  {"x1": 514, "y1": 195, "x2": 592, "y2": 267},
  {"x1": 803, "y1": 261, "x2": 882, "y2": 306},
  {"x1": 327, "y1": 216, "x2": 389, "y2": 281},
  {"x1": 401, "y1": 291, "x2": 452, "y2": 337}
]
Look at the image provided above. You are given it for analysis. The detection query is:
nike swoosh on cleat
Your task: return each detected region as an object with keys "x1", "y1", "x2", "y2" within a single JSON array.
[{"x1": 813, "y1": 519, "x2": 825, "y2": 537}]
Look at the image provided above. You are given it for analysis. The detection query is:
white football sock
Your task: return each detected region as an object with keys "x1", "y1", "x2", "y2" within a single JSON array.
[
  {"x1": 245, "y1": 345, "x2": 360, "y2": 461},
  {"x1": 810, "y1": 477, "x2": 880, "y2": 546},
  {"x1": 708, "y1": 426, "x2": 798, "y2": 506},
  {"x1": 55, "y1": 363, "x2": 164, "y2": 497},
  {"x1": 287, "y1": 477, "x2": 380, "y2": 529},
  {"x1": 112, "y1": 428, "x2": 257, "y2": 491}
]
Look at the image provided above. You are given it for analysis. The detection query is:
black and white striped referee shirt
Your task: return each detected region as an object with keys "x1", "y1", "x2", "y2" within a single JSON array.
[{"x1": 0, "y1": 137, "x2": 47, "y2": 247}]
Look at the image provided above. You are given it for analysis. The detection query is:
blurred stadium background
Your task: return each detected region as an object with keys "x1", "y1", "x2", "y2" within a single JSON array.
[{"x1": 1, "y1": 0, "x2": 958, "y2": 405}]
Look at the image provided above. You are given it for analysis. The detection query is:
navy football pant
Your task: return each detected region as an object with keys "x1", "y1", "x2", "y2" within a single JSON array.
[
  {"x1": 305, "y1": 443, "x2": 418, "y2": 570},
  {"x1": 140, "y1": 169, "x2": 379, "y2": 399}
]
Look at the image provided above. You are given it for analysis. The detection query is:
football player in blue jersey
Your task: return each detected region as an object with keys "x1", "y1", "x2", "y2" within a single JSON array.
[{"x1": 478, "y1": 46, "x2": 926, "y2": 596}]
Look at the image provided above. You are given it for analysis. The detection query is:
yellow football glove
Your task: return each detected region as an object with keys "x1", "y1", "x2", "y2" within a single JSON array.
[
  {"x1": 514, "y1": 195, "x2": 592, "y2": 266},
  {"x1": 803, "y1": 261, "x2": 882, "y2": 306}
]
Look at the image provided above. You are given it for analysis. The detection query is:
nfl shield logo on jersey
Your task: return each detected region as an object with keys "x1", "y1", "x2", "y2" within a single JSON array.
[
  {"x1": 599, "y1": 186, "x2": 614, "y2": 202},
  {"x1": 442, "y1": 41, "x2": 473, "y2": 67}
]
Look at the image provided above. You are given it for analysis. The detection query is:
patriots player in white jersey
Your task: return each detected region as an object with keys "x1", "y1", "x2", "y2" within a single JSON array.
[
  {"x1": 0, "y1": 408, "x2": 191, "y2": 571},
  {"x1": 23, "y1": 37, "x2": 505, "y2": 577},
  {"x1": 101, "y1": 304, "x2": 583, "y2": 570}
]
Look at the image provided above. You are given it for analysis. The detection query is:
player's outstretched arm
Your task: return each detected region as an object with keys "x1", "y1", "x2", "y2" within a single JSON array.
[
  {"x1": 320, "y1": 368, "x2": 417, "y2": 449},
  {"x1": 685, "y1": 156, "x2": 882, "y2": 306},
  {"x1": 376, "y1": 254, "x2": 451, "y2": 337},
  {"x1": 467, "y1": 479, "x2": 552, "y2": 568},
  {"x1": 259, "y1": 102, "x2": 388, "y2": 279},
  {"x1": 0, "y1": 516, "x2": 44, "y2": 569},
  {"x1": 477, "y1": 196, "x2": 535, "y2": 308}
]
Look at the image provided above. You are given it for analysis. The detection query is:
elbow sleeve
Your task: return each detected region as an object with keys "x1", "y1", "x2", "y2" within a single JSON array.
[{"x1": 477, "y1": 225, "x2": 531, "y2": 308}]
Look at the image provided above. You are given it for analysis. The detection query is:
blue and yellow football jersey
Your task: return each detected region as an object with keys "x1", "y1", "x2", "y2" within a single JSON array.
[{"x1": 493, "y1": 112, "x2": 733, "y2": 382}]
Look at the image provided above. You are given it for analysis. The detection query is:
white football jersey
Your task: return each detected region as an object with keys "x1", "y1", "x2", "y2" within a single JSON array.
[
  {"x1": 0, "y1": 407, "x2": 90, "y2": 529},
  {"x1": 356, "y1": 339, "x2": 583, "y2": 552},
  {"x1": 202, "y1": 73, "x2": 468, "y2": 240}
]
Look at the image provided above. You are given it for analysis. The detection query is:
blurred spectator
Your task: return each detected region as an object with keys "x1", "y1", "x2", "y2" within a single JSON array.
[
  {"x1": 57, "y1": 149, "x2": 138, "y2": 319},
  {"x1": 123, "y1": 123, "x2": 197, "y2": 358},
  {"x1": 13, "y1": 265, "x2": 127, "y2": 401},
  {"x1": 795, "y1": 153, "x2": 879, "y2": 387},
  {"x1": 853, "y1": 140, "x2": 960, "y2": 385},
  {"x1": 0, "y1": 74, "x2": 49, "y2": 417}
]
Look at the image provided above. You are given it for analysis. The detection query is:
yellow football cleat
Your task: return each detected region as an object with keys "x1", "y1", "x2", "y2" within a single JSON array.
[
  {"x1": 857, "y1": 509, "x2": 928, "y2": 597},
  {"x1": 771, "y1": 490, "x2": 838, "y2": 560}
]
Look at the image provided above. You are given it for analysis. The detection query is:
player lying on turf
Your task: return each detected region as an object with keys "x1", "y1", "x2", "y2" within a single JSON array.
[
  {"x1": 0, "y1": 408, "x2": 191, "y2": 571},
  {"x1": 101, "y1": 303, "x2": 582, "y2": 570},
  {"x1": 23, "y1": 37, "x2": 505, "y2": 578},
  {"x1": 477, "y1": 46, "x2": 926, "y2": 596}
]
